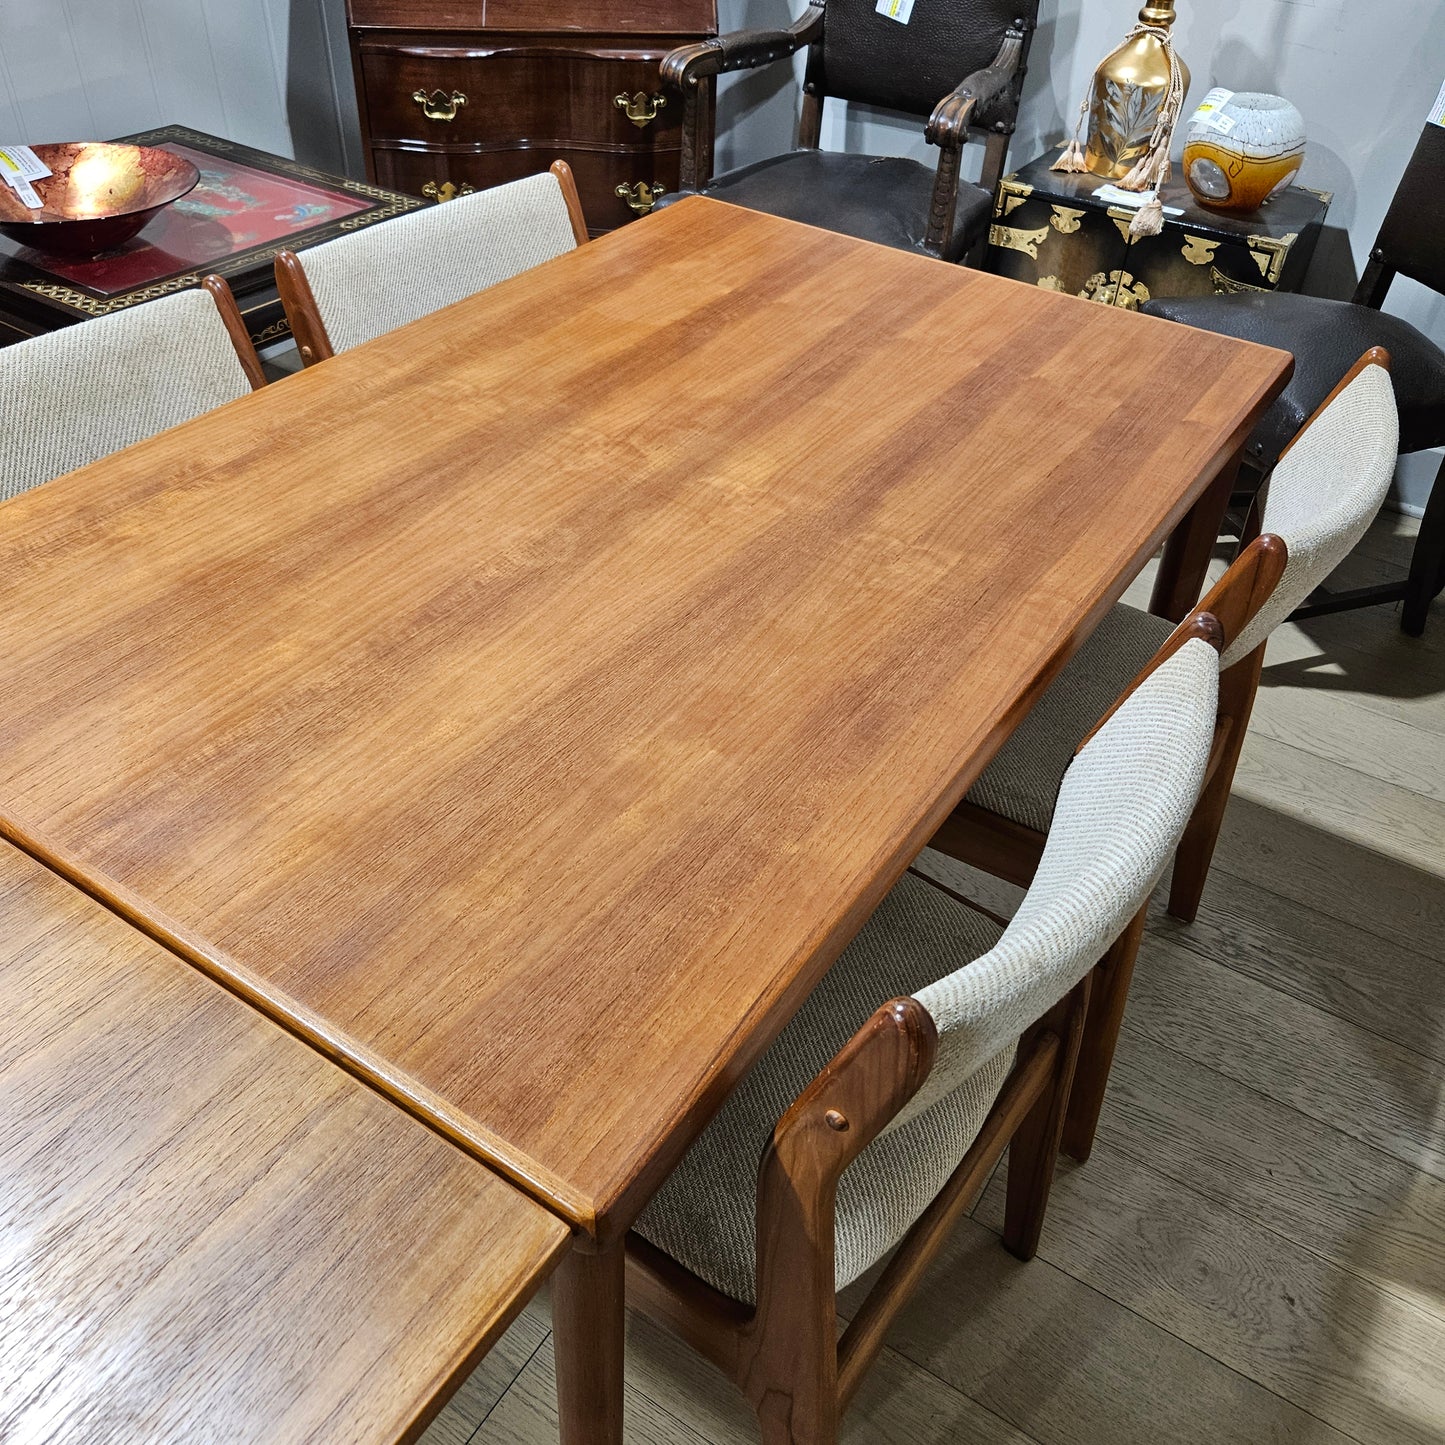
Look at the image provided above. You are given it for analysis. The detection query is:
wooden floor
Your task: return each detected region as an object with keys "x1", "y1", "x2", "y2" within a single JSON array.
[{"x1": 421, "y1": 512, "x2": 1445, "y2": 1445}]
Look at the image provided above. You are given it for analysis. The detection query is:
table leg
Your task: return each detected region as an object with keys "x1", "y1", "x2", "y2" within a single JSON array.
[
  {"x1": 1149, "y1": 447, "x2": 1244, "y2": 622},
  {"x1": 552, "y1": 1235, "x2": 625, "y2": 1445}
]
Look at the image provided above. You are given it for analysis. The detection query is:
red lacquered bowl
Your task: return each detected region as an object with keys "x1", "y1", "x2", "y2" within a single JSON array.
[{"x1": 0, "y1": 142, "x2": 200, "y2": 257}]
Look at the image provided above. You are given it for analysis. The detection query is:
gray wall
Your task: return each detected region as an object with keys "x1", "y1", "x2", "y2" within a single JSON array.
[
  {"x1": 2, "y1": 0, "x2": 1439, "y2": 506},
  {"x1": 0, "y1": 0, "x2": 361, "y2": 176}
]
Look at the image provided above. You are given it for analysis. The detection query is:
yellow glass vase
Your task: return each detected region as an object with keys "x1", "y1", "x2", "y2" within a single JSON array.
[{"x1": 1084, "y1": 3, "x2": 1190, "y2": 179}]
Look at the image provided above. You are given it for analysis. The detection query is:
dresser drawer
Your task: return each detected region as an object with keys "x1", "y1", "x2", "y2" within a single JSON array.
[
  {"x1": 371, "y1": 144, "x2": 681, "y2": 232},
  {"x1": 360, "y1": 43, "x2": 683, "y2": 149}
]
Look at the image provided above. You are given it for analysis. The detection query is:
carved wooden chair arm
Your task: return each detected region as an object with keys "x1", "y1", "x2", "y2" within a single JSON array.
[
  {"x1": 661, "y1": 1, "x2": 825, "y2": 90},
  {"x1": 925, "y1": 26, "x2": 1028, "y2": 150}
]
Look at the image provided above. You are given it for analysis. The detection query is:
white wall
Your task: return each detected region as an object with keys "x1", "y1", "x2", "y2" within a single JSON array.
[
  {"x1": 0, "y1": 0, "x2": 362, "y2": 177},
  {"x1": 714, "y1": 0, "x2": 1445, "y2": 510}
]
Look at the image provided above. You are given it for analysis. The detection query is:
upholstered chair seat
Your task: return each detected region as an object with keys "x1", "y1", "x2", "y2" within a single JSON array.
[
  {"x1": 627, "y1": 634, "x2": 1221, "y2": 1444},
  {"x1": 664, "y1": 151, "x2": 995, "y2": 263},
  {"x1": 967, "y1": 605, "x2": 1172, "y2": 834},
  {"x1": 1140, "y1": 292, "x2": 1445, "y2": 471},
  {"x1": 659, "y1": 0, "x2": 1039, "y2": 266},
  {"x1": 636, "y1": 872, "x2": 1014, "y2": 1302},
  {"x1": 1141, "y1": 121, "x2": 1445, "y2": 634}
]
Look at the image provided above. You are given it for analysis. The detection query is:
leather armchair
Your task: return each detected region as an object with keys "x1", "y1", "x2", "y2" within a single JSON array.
[{"x1": 658, "y1": 0, "x2": 1038, "y2": 265}]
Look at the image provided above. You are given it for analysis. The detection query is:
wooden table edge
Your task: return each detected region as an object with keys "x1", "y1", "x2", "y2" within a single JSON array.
[
  {"x1": 0, "y1": 811, "x2": 599, "y2": 1237},
  {"x1": 395, "y1": 1223, "x2": 573, "y2": 1445}
]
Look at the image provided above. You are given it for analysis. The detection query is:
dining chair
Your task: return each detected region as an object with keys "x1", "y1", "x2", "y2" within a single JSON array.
[
  {"x1": 928, "y1": 348, "x2": 1399, "y2": 1161},
  {"x1": 656, "y1": 0, "x2": 1038, "y2": 264},
  {"x1": 0, "y1": 276, "x2": 263, "y2": 504},
  {"x1": 626, "y1": 620, "x2": 1222, "y2": 1445},
  {"x1": 273, "y1": 160, "x2": 588, "y2": 365},
  {"x1": 1142, "y1": 122, "x2": 1445, "y2": 634}
]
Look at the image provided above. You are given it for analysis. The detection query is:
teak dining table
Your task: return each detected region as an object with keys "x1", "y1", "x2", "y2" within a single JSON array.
[
  {"x1": 0, "y1": 840, "x2": 567, "y2": 1444},
  {"x1": 0, "y1": 197, "x2": 1290, "y2": 1442}
]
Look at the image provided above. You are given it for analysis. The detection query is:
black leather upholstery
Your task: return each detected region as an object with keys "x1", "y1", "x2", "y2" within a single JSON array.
[
  {"x1": 660, "y1": 151, "x2": 993, "y2": 262},
  {"x1": 1141, "y1": 292, "x2": 1445, "y2": 469},
  {"x1": 818, "y1": 0, "x2": 1024, "y2": 118},
  {"x1": 1374, "y1": 124, "x2": 1445, "y2": 295}
]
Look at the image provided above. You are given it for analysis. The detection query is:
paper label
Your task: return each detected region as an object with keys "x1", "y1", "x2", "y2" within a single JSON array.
[
  {"x1": 1188, "y1": 87, "x2": 1237, "y2": 135},
  {"x1": 1430, "y1": 79, "x2": 1445, "y2": 127},
  {"x1": 0, "y1": 146, "x2": 51, "y2": 182},
  {"x1": 875, "y1": 0, "x2": 915, "y2": 23},
  {"x1": 1093, "y1": 183, "x2": 1184, "y2": 217}
]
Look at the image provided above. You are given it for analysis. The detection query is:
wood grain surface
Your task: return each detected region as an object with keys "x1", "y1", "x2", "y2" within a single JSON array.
[
  {"x1": 0, "y1": 197, "x2": 1289, "y2": 1242},
  {"x1": 0, "y1": 843, "x2": 568, "y2": 1445}
]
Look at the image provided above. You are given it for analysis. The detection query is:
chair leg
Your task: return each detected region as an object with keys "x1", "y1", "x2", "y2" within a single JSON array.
[
  {"x1": 1060, "y1": 909, "x2": 1147, "y2": 1164},
  {"x1": 1402, "y1": 456, "x2": 1445, "y2": 637},
  {"x1": 1003, "y1": 977, "x2": 1089, "y2": 1260}
]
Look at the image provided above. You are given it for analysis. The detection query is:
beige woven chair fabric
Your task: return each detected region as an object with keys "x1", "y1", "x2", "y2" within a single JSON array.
[
  {"x1": 634, "y1": 873, "x2": 1014, "y2": 1303},
  {"x1": 634, "y1": 642, "x2": 1218, "y2": 1304},
  {"x1": 964, "y1": 606, "x2": 1171, "y2": 834},
  {"x1": 963, "y1": 362, "x2": 1399, "y2": 833},
  {"x1": 296, "y1": 171, "x2": 578, "y2": 354},
  {"x1": 1223, "y1": 362, "x2": 1399, "y2": 666},
  {"x1": 0, "y1": 288, "x2": 252, "y2": 502},
  {"x1": 912, "y1": 639, "x2": 1217, "y2": 1120}
]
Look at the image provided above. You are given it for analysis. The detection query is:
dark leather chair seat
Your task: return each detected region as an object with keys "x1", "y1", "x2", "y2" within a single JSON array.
[
  {"x1": 662, "y1": 151, "x2": 995, "y2": 263},
  {"x1": 1141, "y1": 292, "x2": 1445, "y2": 470}
]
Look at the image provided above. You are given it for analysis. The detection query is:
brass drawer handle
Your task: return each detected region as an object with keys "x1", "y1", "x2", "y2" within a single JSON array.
[
  {"x1": 412, "y1": 88, "x2": 467, "y2": 123},
  {"x1": 616, "y1": 181, "x2": 665, "y2": 215},
  {"x1": 422, "y1": 181, "x2": 475, "y2": 204},
  {"x1": 615, "y1": 91, "x2": 667, "y2": 128}
]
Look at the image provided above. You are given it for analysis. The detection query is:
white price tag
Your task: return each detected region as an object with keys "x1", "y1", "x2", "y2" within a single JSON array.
[
  {"x1": 1188, "y1": 87, "x2": 1237, "y2": 135},
  {"x1": 0, "y1": 146, "x2": 48, "y2": 208},
  {"x1": 875, "y1": 0, "x2": 915, "y2": 23},
  {"x1": 1093, "y1": 183, "x2": 1185, "y2": 217},
  {"x1": 8, "y1": 174, "x2": 41, "y2": 208},
  {"x1": 1429, "y1": 78, "x2": 1445, "y2": 128},
  {"x1": 0, "y1": 146, "x2": 51, "y2": 182}
]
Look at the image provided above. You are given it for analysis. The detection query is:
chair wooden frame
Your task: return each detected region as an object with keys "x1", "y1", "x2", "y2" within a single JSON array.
[
  {"x1": 660, "y1": 4, "x2": 1034, "y2": 262},
  {"x1": 200, "y1": 274, "x2": 266, "y2": 391},
  {"x1": 624, "y1": 615, "x2": 1223, "y2": 1445},
  {"x1": 274, "y1": 160, "x2": 588, "y2": 368},
  {"x1": 929, "y1": 538, "x2": 1286, "y2": 1161}
]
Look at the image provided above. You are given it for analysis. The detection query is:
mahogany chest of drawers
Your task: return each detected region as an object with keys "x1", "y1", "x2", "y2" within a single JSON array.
[{"x1": 346, "y1": 1, "x2": 717, "y2": 234}]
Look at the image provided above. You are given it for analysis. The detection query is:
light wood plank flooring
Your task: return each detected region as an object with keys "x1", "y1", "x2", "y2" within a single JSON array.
[{"x1": 423, "y1": 511, "x2": 1445, "y2": 1445}]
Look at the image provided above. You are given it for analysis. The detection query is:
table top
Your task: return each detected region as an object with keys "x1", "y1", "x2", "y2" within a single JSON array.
[
  {"x1": 0, "y1": 126, "x2": 421, "y2": 345},
  {"x1": 0, "y1": 841, "x2": 568, "y2": 1445},
  {"x1": 0, "y1": 197, "x2": 1290, "y2": 1242}
]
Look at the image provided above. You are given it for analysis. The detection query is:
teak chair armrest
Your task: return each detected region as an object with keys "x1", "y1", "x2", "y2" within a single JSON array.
[
  {"x1": 201, "y1": 274, "x2": 266, "y2": 391},
  {"x1": 627, "y1": 976, "x2": 1092, "y2": 1441}
]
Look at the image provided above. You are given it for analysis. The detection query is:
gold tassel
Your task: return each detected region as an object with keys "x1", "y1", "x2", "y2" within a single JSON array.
[
  {"x1": 1051, "y1": 137, "x2": 1088, "y2": 174},
  {"x1": 1129, "y1": 197, "x2": 1165, "y2": 237},
  {"x1": 1117, "y1": 153, "x2": 1155, "y2": 191}
]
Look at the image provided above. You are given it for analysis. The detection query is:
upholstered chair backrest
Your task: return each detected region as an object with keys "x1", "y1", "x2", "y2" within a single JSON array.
[
  {"x1": 816, "y1": 0, "x2": 1033, "y2": 120},
  {"x1": 894, "y1": 638, "x2": 1218, "y2": 1130},
  {"x1": 1373, "y1": 124, "x2": 1445, "y2": 298},
  {"x1": 294, "y1": 170, "x2": 579, "y2": 355},
  {"x1": 0, "y1": 287, "x2": 252, "y2": 502},
  {"x1": 1222, "y1": 360, "x2": 1399, "y2": 666}
]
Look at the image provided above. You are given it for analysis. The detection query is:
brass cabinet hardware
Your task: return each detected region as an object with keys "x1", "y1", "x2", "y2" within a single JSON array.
[
  {"x1": 422, "y1": 180, "x2": 475, "y2": 203},
  {"x1": 614, "y1": 91, "x2": 667, "y2": 128},
  {"x1": 616, "y1": 181, "x2": 665, "y2": 214},
  {"x1": 412, "y1": 88, "x2": 467, "y2": 123}
]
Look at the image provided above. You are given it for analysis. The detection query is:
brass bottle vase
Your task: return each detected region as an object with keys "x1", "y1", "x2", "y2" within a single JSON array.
[{"x1": 1084, "y1": 3, "x2": 1190, "y2": 179}]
